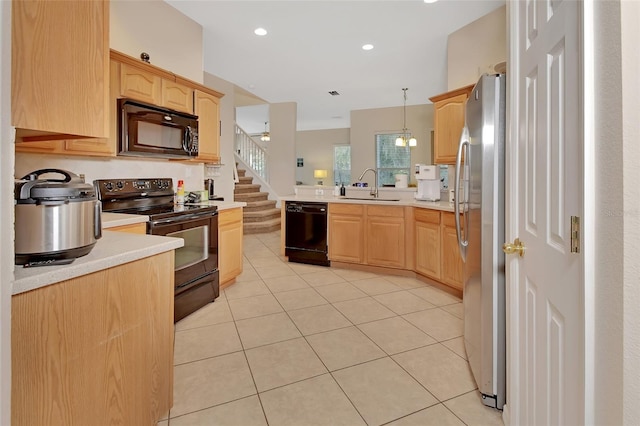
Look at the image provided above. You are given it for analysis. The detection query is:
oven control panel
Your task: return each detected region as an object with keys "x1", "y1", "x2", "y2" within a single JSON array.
[{"x1": 94, "y1": 178, "x2": 174, "y2": 198}]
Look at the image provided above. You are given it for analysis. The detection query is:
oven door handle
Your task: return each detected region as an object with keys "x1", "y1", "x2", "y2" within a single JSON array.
[{"x1": 150, "y1": 210, "x2": 217, "y2": 227}]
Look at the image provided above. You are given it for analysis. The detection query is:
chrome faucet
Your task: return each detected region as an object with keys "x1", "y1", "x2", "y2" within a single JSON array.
[{"x1": 358, "y1": 168, "x2": 378, "y2": 198}]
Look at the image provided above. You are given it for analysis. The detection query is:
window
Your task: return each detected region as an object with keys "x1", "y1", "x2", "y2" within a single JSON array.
[
  {"x1": 376, "y1": 133, "x2": 411, "y2": 186},
  {"x1": 333, "y1": 145, "x2": 351, "y2": 185}
]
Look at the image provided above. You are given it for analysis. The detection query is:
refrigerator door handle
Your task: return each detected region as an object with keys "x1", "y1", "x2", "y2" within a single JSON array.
[{"x1": 455, "y1": 125, "x2": 470, "y2": 262}]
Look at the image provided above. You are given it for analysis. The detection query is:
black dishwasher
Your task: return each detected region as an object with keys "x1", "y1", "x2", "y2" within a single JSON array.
[{"x1": 285, "y1": 201, "x2": 330, "y2": 266}]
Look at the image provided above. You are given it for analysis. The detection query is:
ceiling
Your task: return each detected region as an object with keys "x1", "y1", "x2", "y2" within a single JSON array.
[{"x1": 166, "y1": 0, "x2": 505, "y2": 132}]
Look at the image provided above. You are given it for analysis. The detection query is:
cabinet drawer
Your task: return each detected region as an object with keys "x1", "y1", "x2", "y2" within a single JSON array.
[
  {"x1": 330, "y1": 203, "x2": 364, "y2": 216},
  {"x1": 414, "y1": 208, "x2": 440, "y2": 224},
  {"x1": 219, "y1": 208, "x2": 243, "y2": 226},
  {"x1": 366, "y1": 205, "x2": 404, "y2": 218}
]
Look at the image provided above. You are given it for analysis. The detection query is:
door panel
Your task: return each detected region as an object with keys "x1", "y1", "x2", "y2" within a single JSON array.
[{"x1": 508, "y1": 0, "x2": 583, "y2": 424}]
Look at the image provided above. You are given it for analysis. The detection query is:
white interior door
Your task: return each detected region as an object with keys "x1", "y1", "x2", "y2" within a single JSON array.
[{"x1": 506, "y1": 0, "x2": 584, "y2": 424}]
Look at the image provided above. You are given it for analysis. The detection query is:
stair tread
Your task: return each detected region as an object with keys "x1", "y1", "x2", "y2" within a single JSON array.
[
  {"x1": 244, "y1": 217, "x2": 281, "y2": 228},
  {"x1": 234, "y1": 192, "x2": 269, "y2": 200}
]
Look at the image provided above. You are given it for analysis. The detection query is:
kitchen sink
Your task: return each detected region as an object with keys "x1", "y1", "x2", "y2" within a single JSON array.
[{"x1": 342, "y1": 197, "x2": 401, "y2": 202}]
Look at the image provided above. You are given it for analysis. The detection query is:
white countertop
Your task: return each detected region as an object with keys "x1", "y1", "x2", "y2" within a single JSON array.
[
  {"x1": 279, "y1": 194, "x2": 456, "y2": 212},
  {"x1": 182, "y1": 200, "x2": 247, "y2": 211},
  {"x1": 13, "y1": 231, "x2": 184, "y2": 295},
  {"x1": 102, "y1": 212, "x2": 149, "y2": 229}
]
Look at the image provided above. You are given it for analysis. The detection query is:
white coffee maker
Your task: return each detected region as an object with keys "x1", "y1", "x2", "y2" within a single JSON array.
[{"x1": 414, "y1": 164, "x2": 441, "y2": 201}]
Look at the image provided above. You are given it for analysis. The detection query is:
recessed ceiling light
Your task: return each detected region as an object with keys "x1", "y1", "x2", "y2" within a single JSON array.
[
  {"x1": 362, "y1": 44, "x2": 374, "y2": 51},
  {"x1": 423, "y1": 0, "x2": 438, "y2": 3},
  {"x1": 254, "y1": 27, "x2": 267, "y2": 36}
]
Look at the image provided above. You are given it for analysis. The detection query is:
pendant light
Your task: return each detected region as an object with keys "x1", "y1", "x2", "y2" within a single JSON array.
[
  {"x1": 395, "y1": 88, "x2": 417, "y2": 147},
  {"x1": 260, "y1": 121, "x2": 270, "y2": 142}
]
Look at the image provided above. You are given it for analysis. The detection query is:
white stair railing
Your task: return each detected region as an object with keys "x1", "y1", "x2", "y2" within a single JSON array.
[{"x1": 235, "y1": 124, "x2": 268, "y2": 181}]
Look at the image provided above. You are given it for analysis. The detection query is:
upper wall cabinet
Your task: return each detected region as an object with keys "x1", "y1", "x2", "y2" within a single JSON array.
[
  {"x1": 111, "y1": 50, "x2": 224, "y2": 163},
  {"x1": 12, "y1": 0, "x2": 110, "y2": 141},
  {"x1": 429, "y1": 84, "x2": 474, "y2": 164},
  {"x1": 193, "y1": 90, "x2": 221, "y2": 162}
]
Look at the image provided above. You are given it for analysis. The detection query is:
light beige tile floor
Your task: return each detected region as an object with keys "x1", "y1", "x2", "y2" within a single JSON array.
[{"x1": 167, "y1": 231, "x2": 504, "y2": 426}]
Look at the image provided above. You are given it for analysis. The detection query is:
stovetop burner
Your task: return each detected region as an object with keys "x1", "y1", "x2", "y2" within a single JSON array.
[{"x1": 94, "y1": 178, "x2": 217, "y2": 221}]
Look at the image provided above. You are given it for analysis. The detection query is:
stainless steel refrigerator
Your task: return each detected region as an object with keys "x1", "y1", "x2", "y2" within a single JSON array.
[{"x1": 454, "y1": 73, "x2": 506, "y2": 410}]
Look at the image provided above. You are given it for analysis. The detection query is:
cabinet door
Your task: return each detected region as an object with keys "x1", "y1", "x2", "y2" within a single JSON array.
[
  {"x1": 415, "y1": 220, "x2": 441, "y2": 279},
  {"x1": 329, "y1": 214, "x2": 364, "y2": 263},
  {"x1": 194, "y1": 90, "x2": 221, "y2": 162},
  {"x1": 162, "y1": 80, "x2": 193, "y2": 114},
  {"x1": 366, "y1": 215, "x2": 405, "y2": 269},
  {"x1": 12, "y1": 0, "x2": 109, "y2": 139},
  {"x1": 64, "y1": 138, "x2": 116, "y2": 156},
  {"x1": 219, "y1": 209, "x2": 243, "y2": 286},
  {"x1": 433, "y1": 93, "x2": 468, "y2": 164},
  {"x1": 120, "y1": 63, "x2": 162, "y2": 105},
  {"x1": 15, "y1": 138, "x2": 115, "y2": 157},
  {"x1": 440, "y1": 214, "x2": 464, "y2": 290}
]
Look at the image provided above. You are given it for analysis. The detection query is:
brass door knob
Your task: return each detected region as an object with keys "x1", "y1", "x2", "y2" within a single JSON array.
[{"x1": 503, "y1": 238, "x2": 525, "y2": 257}]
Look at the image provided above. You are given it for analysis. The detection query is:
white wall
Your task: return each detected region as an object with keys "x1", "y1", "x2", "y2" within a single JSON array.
[
  {"x1": 0, "y1": 1, "x2": 13, "y2": 423},
  {"x1": 350, "y1": 104, "x2": 434, "y2": 188},
  {"x1": 295, "y1": 128, "x2": 350, "y2": 186},
  {"x1": 204, "y1": 72, "x2": 236, "y2": 202},
  {"x1": 593, "y1": 2, "x2": 624, "y2": 423},
  {"x1": 620, "y1": 1, "x2": 640, "y2": 422},
  {"x1": 268, "y1": 102, "x2": 297, "y2": 195},
  {"x1": 111, "y1": 0, "x2": 203, "y2": 83},
  {"x1": 447, "y1": 6, "x2": 507, "y2": 90}
]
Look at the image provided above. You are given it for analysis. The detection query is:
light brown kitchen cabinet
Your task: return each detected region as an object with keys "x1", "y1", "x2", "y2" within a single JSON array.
[
  {"x1": 12, "y1": 0, "x2": 110, "y2": 142},
  {"x1": 366, "y1": 205, "x2": 406, "y2": 269},
  {"x1": 162, "y1": 80, "x2": 194, "y2": 114},
  {"x1": 219, "y1": 208, "x2": 244, "y2": 287},
  {"x1": 429, "y1": 84, "x2": 474, "y2": 164},
  {"x1": 118, "y1": 62, "x2": 193, "y2": 114},
  {"x1": 15, "y1": 138, "x2": 116, "y2": 157},
  {"x1": 328, "y1": 204, "x2": 365, "y2": 264},
  {"x1": 414, "y1": 209, "x2": 441, "y2": 280},
  {"x1": 11, "y1": 251, "x2": 175, "y2": 426},
  {"x1": 107, "y1": 223, "x2": 147, "y2": 234},
  {"x1": 440, "y1": 212, "x2": 464, "y2": 290},
  {"x1": 194, "y1": 90, "x2": 221, "y2": 162},
  {"x1": 119, "y1": 62, "x2": 163, "y2": 105}
]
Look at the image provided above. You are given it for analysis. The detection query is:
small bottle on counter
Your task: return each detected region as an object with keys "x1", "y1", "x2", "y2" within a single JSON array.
[
  {"x1": 340, "y1": 183, "x2": 346, "y2": 196},
  {"x1": 176, "y1": 179, "x2": 185, "y2": 204},
  {"x1": 334, "y1": 183, "x2": 340, "y2": 197}
]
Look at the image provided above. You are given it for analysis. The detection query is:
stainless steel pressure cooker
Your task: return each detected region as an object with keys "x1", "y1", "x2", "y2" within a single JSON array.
[{"x1": 15, "y1": 169, "x2": 102, "y2": 266}]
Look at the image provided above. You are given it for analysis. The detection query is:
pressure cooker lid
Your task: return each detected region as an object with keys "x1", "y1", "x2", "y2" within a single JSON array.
[{"x1": 15, "y1": 169, "x2": 96, "y2": 204}]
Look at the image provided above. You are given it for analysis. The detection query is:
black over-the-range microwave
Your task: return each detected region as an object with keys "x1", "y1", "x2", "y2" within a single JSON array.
[{"x1": 118, "y1": 98, "x2": 199, "y2": 159}]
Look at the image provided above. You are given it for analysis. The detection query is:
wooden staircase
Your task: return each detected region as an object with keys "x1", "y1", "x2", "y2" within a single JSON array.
[{"x1": 234, "y1": 168, "x2": 281, "y2": 234}]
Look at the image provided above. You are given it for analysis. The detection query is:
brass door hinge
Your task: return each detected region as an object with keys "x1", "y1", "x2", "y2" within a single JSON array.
[{"x1": 571, "y1": 216, "x2": 580, "y2": 254}]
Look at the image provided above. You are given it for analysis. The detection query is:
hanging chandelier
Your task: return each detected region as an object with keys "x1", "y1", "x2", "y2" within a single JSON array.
[
  {"x1": 395, "y1": 88, "x2": 417, "y2": 147},
  {"x1": 260, "y1": 121, "x2": 270, "y2": 142}
]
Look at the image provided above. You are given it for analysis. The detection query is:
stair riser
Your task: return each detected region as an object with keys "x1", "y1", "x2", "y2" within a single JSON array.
[
  {"x1": 244, "y1": 213, "x2": 280, "y2": 223},
  {"x1": 234, "y1": 186, "x2": 262, "y2": 194},
  {"x1": 243, "y1": 203, "x2": 278, "y2": 212},
  {"x1": 234, "y1": 193, "x2": 269, "y2": 202}
]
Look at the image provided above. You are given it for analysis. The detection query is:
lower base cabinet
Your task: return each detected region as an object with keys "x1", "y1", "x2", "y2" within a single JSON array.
[
  {"x1": 440, "y1": 212, "x2": 464, "y2": 290},
  {"x1": 219, "y1": 208, "x2": 244, "y2": 286},
  {"x1": 328, "y1": 204, "x2": 365, "y2": 263},
  {"x1": 11, "y1": 251, "x2": 175, "y2": 426},
  {"x1": 366, "y1": 205, "x2": 406, "y2": 269},
  {"x1": 415, "y1": 209, "x2": 441, "y2": 279}
]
